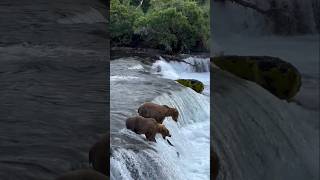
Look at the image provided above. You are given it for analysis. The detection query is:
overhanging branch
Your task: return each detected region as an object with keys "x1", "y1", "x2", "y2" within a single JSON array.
[{"x1": 229, "y1": 0, "x2": 268, "y2": 14}]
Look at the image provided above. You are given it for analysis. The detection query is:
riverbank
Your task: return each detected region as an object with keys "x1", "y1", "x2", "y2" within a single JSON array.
[{"x1": 111, "y1": 47, "x2": 210, "y2": 61}]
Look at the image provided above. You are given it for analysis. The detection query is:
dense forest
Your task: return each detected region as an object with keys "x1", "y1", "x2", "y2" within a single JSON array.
[{"x1": 110, "y1": 0, "x2": 209, "y2": 53}]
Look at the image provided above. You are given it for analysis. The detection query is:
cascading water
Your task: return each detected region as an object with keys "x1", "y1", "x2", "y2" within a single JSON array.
[
  {"x1": 151, "y1": 57, "x2": 210, "y2": 95},
  {"x1": 212, "y1": 66, "x2": 319, "y2": 180},
  {"x1": 110, "y1": 57, "x2": 210, "y2": 180}
]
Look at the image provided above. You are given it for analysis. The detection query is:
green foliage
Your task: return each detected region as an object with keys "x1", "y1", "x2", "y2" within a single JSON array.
[
  {"x1": 175, "y1": 79, "x2": 204, "y2": 93},
  {"x1": 213, "y1": 56, "x2": 301, "y2": 100},
  {"x1": 110, "y1": 0, "x2": 209, "y2": 53},
  {"x1": 130, "y1": 0, "x2": 151, "y2": 13},
  {"x1": 110, "y1": 0, "x2": 143, "y2": 46},
  {"x1": 134, "y1": 8, "x2": 195, "y2": 52}
]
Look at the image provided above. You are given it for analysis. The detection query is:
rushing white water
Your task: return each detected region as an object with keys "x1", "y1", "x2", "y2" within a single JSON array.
[
  {"x1": 151, "y1": 57, "x2": 210, "y2": 95},
  {"x1": 151, "y1": 89, "x2": 210, "y2": 180},
  {"x1": 151, "y1": 58, "x2": 210, "y2": 180},
  {"x1": 213, "y1": 67, "x2": 319, "y2": 180},
  {"x1": 110, "y1": 58, "x2": 210, "y2": 180},
  {"x1": 110, "y1": 75, "x2": 140, "y2": 81},
  {"x1": 128, "y1": 64, "x2": 144, "y2": 70}
]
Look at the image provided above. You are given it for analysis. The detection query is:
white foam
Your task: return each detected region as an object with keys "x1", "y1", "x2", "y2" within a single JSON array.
[
  {"x1": 152, "y1": 88, "x2": 210, "y2": 180},
  {"x1": 110, "y1": 75, "x2": 140, "y2": 81},
  {"x1": 128, "y1": 64, "x2": 144, "y2": 70},
  {"x1": 151, "y1": 57, "x2": 210, "y2": 95},
  {"x1": 111, "y1": 59, "x2": 210, "y2": 180},
  {"x1": 151, "y1": 58, "x2": 180, "y2": 79}
]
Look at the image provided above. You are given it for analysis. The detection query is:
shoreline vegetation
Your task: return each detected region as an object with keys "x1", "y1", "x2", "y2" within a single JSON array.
[
  {"x1": 110, "y1": 0, "x2": 210, "y2": 54},
  {"x1": 111, "y1": 47, "x2": 209, "y2": 61}
]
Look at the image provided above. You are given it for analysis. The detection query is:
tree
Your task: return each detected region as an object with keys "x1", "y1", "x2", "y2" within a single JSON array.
[
  {"x1": 110, "y1": 0, "x2": 143, "y2": 46},
  {"x1": 134, "y1": 0, "x2": 209, "y2": 53}
]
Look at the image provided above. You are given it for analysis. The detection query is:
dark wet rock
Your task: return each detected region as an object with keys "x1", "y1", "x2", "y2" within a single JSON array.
[
  {"x1": 176, "y1": 79, "x2": 205, "y2": 93},
  {"x1": 111, "y1": 47, "x2": 209, "y2": 62},
  {"x1": 55, "y1": 169, "x2": 108, "y2": 180},
  {"x1": 213, "y1": 55, "x2": 301, "y2": 100}
]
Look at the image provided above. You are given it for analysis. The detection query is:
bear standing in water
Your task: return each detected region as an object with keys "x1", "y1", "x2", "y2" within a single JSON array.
[
  {"x1": 89, "y1": 134, "x2": 108, "y2": 175},
  {"x1": 126, "y1": 116, "x2": 171, "y2": 142},
  {"x1": 138, "y1": 102, "x2": 179, "y2": 124}
]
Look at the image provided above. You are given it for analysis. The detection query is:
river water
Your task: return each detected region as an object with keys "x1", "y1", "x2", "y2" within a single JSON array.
[
  {"x1": 110, "y1": 57, "x2": 210, "y2": 180},
  {"x1": 212, "y1": 66, "x2": 319, "y2": 180},
  {"x1": 0, "y1": 1, "x2": 108, "y2": 179}
]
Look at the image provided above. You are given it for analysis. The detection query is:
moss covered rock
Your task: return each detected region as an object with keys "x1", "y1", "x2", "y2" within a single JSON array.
[
  {"x1": 213, "y1": 56, "x2": 301, "y2": 100},
  {"x1": 176, "y1": 79, "x2": 204, "y2": 93}
]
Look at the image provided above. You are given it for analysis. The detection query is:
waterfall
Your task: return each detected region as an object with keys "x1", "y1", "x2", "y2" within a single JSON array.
[
  {"x1": 152, "y1": 57, "x2": 210, "y2": 74},
  {"x1": 111, "y1": 88, "x2": 210, "y2": 180},
  {"x1": 213, "y1": 67, "x2": 319, "y2": 180},
  {"x1": 151, "y1": 57, "x2": 210, "y2": 95},
  {"x1": 110, "y1": 58, "x2": 210, "y2": 180}
]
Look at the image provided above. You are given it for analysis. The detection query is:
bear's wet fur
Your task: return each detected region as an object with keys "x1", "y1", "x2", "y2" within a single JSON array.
[
  {"x1": 89, "y1": 134, "x2": 108, "y2": 175},
  {"x1": 126, "y1": 116, "x2": 171, "y2": 142},
  {"x1": 211, "y1": 150, "x2": 220, "y2": 180},
  {"x1": 138, "y1": 102, "x2": 179, "y2": 124},
  {"x1": 55, "y1": 169, "x2": 108, "y2": 180}
]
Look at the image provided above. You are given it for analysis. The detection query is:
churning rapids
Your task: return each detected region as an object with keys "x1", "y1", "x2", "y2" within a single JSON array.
[{"x1": 110, "y1": 58, "x2": 210, "y2": 180}]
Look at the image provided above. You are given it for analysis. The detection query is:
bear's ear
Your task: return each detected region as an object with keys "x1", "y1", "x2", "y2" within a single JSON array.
[
  {"x1": 174, "y1": 109, "x2": 179, "y2": 115},
  {"x1": 162, "y1": 105, "x2": 170, "y2": 109}
]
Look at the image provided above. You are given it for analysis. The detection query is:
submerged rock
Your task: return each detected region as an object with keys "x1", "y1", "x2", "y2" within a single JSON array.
[
  {"x1": 175, "y1": 79, "x2": 204, "y2": 93},
  {"x1": 213, "y1": 56, "x2": 301, "y2": 100}
]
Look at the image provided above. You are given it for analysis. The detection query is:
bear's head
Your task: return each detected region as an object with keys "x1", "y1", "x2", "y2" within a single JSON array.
[
  {"x1": 157, "y1": 124, "x2": 171, "y2": 139},
  {"x1": 169, "y1": 108, "x2": 179, "y2": 122},
  {"x1": 163, "y1": 105, "x2": 179, "y2": 122}
]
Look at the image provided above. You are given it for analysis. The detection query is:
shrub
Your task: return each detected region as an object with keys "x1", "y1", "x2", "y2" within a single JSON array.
[
  {"x1": 110, "y1": 0, "x2": 143, "y2": 46},
  {"x1": 135, "y1": 0, "x2": 209, "y2": 53},
  {"x1": 110, "y1": 0, "x2": 209, "y2": 53}
]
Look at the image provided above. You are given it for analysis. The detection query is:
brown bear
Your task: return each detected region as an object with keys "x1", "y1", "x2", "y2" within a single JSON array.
[
  {"x1": 89, "y1": 134, "x2": 108, "y2": 175},
  {"x1": 138, "y1": 102, "x2": 179, "y2": 124},
  {"x1": 126, "y1": 116, "x2": 171, "y2": 142},
  {"x1": 55, "y1": 169, "x2": 108, "y2": 180},
  {"x1": 211, "y1": 150, "x2": 220, "y2": 180}
]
